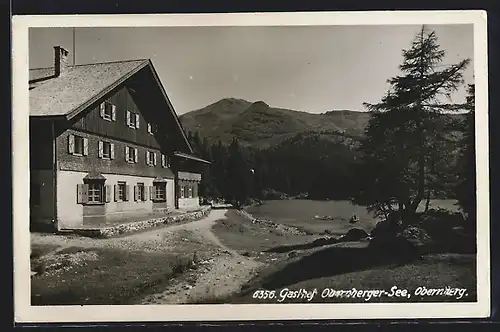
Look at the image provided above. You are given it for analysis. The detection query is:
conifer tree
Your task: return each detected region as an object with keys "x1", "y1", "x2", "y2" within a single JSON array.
[
  {"x1": 456, "y1": 84, "x2": 476, "y2": 224},
  {"x1": 352, "y1": 25, "x2": 470, "y2": 222}
]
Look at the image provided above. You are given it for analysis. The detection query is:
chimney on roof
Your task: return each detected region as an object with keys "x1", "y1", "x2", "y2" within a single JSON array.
[{"x1": 54, "y1": 46, "x2": 70, "y2": 77}]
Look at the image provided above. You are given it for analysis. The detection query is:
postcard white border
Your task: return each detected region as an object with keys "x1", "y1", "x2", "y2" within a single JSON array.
[{"x1": 13, "y1": 10, "x2": 490, "y2": 323}]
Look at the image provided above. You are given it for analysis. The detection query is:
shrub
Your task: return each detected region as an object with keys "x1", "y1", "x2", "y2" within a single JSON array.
[{"x1": 172, "y1": 255, "x2": 194, "y2": 275}]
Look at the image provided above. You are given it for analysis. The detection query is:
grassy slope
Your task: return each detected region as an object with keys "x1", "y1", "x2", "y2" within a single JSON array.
[
  {"x1": 31, "y1": 246, "x2": 194, "y2": 305},
  {"x1": 212, "y1": 210, "x2": 319, "y2": 254},
  {"x1": 210, "y1": 206, "x2": 476, "y2": 304},
  {"x1": 235, "y1": 251, "x2": 476, "y2": 303}
]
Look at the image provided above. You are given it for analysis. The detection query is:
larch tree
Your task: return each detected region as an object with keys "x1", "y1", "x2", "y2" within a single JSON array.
[
  {"x1": 352, "y1": 25, "x2": 470, "y2": 223},
  {"x1": 455, "y1": 84, "x2": 476, "y2": 225}
]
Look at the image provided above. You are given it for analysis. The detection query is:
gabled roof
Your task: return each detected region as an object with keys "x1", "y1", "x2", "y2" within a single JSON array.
[
  {"x1": 29, "y1": 58, "x2": 196, "y2": 155},
  {"x1": 29, "y1": 59, "x2": 149, "y2": 117}
]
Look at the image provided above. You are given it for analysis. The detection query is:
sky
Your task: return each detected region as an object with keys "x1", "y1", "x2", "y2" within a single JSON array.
[{"x1": 29, "y1": 25, "x2": 474, "y2": 115}]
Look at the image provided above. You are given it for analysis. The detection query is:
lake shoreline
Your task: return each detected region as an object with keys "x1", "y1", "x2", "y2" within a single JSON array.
[{"x1": 241, "y1": 199, "x2": 460, "y2": 236}]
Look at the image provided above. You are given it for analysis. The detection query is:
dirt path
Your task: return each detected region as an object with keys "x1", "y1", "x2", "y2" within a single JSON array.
[
  {"x1": 138, "y1": 210, "x2": 264, "y2": 304},
  {"x1": 32, "y1": 210, "x2": 229, "y2": 251},
  {"x1": 31, "y1": 209, "x2": 265, "y2": 304}
]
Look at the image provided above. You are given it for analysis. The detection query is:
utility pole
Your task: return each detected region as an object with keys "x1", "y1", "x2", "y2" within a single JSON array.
[{"x1": 72, "y1": 27, "x2": 76, "y2": 65}]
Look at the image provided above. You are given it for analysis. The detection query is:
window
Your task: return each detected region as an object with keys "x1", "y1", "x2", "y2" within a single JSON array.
[
  {"x1": 161, "y1": 154, "x2": 169, "y2": 168},
  {"x1": 152, "y1": 183, "x2": 166, "y2": 201},
  {"x1": 88, "y1": 182, "x2": 104, "y2": 203},
  {"x1": 126, "y1": 111, "x2": 140, "y2": 129},
  {"x1": 98, "y1": 141, "x2": 115, "y2": 159},
  {"x1": 187, "y1": 186, "x2": 193, "y2": 198},
  {"x1": 135, "y1": 183, "x2": 146, "y2": 201},
  {"x1": 115, "y1": 181, "x2": 128, "y2": 201},
  {"x1": 147, "y1": 123, "x2": 153, "y2": 134},
  {"x1": 180, "y1": 186, "x2": 185, "y2": 199},
  {"x1": 125, "y1": 146, "x2": 138, "y2": 163},
  {"x1": 146, "y1": 151, "x2": 157, "y2": 166},
  {"x1": 30, "y1": 183, "x2": 41, "y2": 206},
  {"x1": 68, "y1": 134, "x2": 88, "y2": 156},
  {"x1": 100, "y1": 101, "x2": 116, "y2": 121},
  {"x1": 77, "y1": 177, "x2": 111, "y2": 205}
]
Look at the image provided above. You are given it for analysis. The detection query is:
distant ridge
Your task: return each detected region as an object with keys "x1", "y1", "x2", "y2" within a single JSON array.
[{"x1": 179, "y1": 98, "x2": 375, "y2": 148}]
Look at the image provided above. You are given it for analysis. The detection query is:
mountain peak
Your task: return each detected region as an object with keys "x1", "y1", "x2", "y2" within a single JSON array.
[
  {"x1": 179, "y1": 98, "x2": 371, "y2": 149},
  {"x1": 250, "y1": 100, "x2": 269, "y2": 108}
]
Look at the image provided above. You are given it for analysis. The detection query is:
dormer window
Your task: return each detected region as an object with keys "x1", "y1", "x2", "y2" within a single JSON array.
[
  {"x1": 126, "y1": 111, "x2": 140, "y2": 129},
  {"x1": 147, "y1": 123, "x2": 153, "y2": 135},
  {"x1": 100, "y1": 101, "x2": 116, "y2": 121}
]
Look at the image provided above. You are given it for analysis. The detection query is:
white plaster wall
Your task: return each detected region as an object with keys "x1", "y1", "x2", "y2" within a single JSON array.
[
  {"x1": 103, "y1": 173, "x2": 153, "y2": 214},
  {"x1": 178, "y1": 198, "x2": 200, "y2": 209},
  {"x1": 57, "y1": 171, "x2": 176, "y2": 228},
  {"x1": 166, "y1": 179, "x2": 175, "y2": 208},
  {"x1": 57, "y1": 170, "x2": 85, "y2": 228}
]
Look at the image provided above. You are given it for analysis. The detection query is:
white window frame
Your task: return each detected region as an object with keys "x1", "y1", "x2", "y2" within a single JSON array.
[
  {"x1": 126, "y1": 111, "x2": 140, "y2": 129},
  {"x1": 98, "y1": 141, "x2": 115, "y2": 160},
  {"x1": 125, "y1": 146, "x2": 138, "y2": 163},
  {"x1": 117, "y1": 181, "x2": 127, "y2": 201},
  {"x1": 100, "y1": 101, "x2": 116, "y2": 122},
  {"x1": 68, "y1": 134, "x2": 88, "y2": 156},
  {"x1": 146, "y1": 150, "x2": 157, "y2": 166}
]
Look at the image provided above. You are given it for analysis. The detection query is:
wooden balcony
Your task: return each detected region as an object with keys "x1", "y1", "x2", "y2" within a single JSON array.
[{"x1": 177, "y1": 171, "x2": 202, "y2": 182}]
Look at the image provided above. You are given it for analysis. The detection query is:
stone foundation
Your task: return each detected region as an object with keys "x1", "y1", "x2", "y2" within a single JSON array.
[{"x1": 65, "y1": 206, "x2": 211, "y2": 238}]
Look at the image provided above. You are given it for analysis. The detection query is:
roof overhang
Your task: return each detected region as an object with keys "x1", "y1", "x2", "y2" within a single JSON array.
[
  {"x1": 173, "y1": 151, "x2": 211, "y2": 164},
  {"x1": 153, "y1": 176, "x2": 169, "y2": 183},
  {"x1": 146, "y1": 61, "x2": 195, "y2": 154},
  {"x1": 30, "y1": 115, "x2": 67, "y2": 121}
]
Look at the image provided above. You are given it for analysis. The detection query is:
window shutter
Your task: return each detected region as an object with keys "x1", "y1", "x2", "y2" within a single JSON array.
[
  {"x1": 100, "y1": 102, "x2": 105, "y2": 118},
  {"x1": 134, "y1": 148, "x2": 138, "y2": 163},
  {"x1": 126, "y1": 111, "x2": 131, "y2": 126},
  {"x1": 161, "y1": 154, "x2": 166, "y2": 167},
  {"x1": 68, "y1": 134, "x2": 75, "y2": 154},
  {"x1": 76, "y1": 184, "x2": 88, "y2": 204},
  {"x1": 110, "y1": 143, "x2": 115, "y2": 159},
  {"x1": 125, "y1": 146, "x2": 129, "y2": 162},
  {"x1": 114, "y1": 184, "x2": 119, "y2": 202},
  {"x1": 111, "y1": 105, "x2": 116, "y2": 121},
  {"x1": 83, "y1": 138, "x2": 89, "y2": 156},
  {"x1": 135, "y1": 114, "x2": 140, "y2": 128},
  {"x1": 98, "y1": 141, "x2": 103, "y2": 158},
  {"x1": 143, "y1": 186, "x2": 148, "y2": 201},
  {"x1": 153, "y1": 152, "x2": 157, "y2": 166},
  {"x1": 193, "y1": 183, "x2": 198, "y2": 198},
  {"x1": 146, "y1": 151, "x2": 150, "y2": 165},
  {"x1": 124, "y1": 185, "x2": 130, "y2": 201},
  {"x1": 147, "y1": 123, "x2": 152, "y2": 134},
  {"x1": 149, "y1": 186, "x2": 154, "y2": 200},
  {"x1": 105, "y1": 185, "x2": 112, "y2": 203},
  {"x1": 134, "y1": 186, "x2": 138, "y2": 201}
]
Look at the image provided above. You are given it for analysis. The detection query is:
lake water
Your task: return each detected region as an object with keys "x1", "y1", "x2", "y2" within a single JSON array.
[{"x1": 245, "y1": 199, "x2": 458, "y2": 236}]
